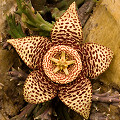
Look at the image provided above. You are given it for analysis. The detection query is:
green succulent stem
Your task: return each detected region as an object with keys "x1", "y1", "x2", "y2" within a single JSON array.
[
  {"x1": 12, "y1": 0, "x2": 86, "y2": 38},
  {"x1": 36, "y1": 12, "x2": 53, "y2": 29},
  {"x1": 16, "y1": 0, "x2": 22, "y2": 12},
  {"x1": 23, "y1": 9, "x2": 53, "y2": 32},
  {"x1": 15, "y1": 0, "x2": 53, "y2": 36},
  {"x1": 6, "y1": 14, "x2": 26, "y2": 38},
  {"x1": 14, "y1": 0, "x2": 85, "y2": 37}
]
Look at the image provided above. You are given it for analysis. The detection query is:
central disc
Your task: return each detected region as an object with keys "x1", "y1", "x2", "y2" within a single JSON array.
[{"x1": 43, "y1": 45, "x2": 82, "y2": 84}]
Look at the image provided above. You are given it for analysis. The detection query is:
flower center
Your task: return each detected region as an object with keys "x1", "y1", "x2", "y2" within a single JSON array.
[
  {"x1": 51, "y1": 51, "x2": 75, "y2": 75},
  {"x1": 43, "y1": 45, "x2": 82, "y2": 84}
]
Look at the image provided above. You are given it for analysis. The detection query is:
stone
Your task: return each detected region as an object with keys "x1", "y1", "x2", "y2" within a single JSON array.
[{"x1": 83, "y1": 0, "x2": 120, "y2": 88}]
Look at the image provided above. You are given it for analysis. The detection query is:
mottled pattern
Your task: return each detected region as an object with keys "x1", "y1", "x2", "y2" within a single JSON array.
[
  {"x1": 7, "y1": 36, "x2": 52, "y2": 70},
  {"x1": 81, "y1": 43, "x2": 113, "y2": 79},
  {"x1": 43, "y1": 45, "x2": 82, "y2": 84},
  {"x1": 58, "y1": 75, "x2": 92, "y2": 119},
  {"x1": 24, "y1": 70, "x2": 58, "y2": 104},
  {"x1": 6, "y1": 2, "x2": 114, "y2": 120},
  {"x1": 51, "y1": 2, "x2": 83, "y2": 48}
]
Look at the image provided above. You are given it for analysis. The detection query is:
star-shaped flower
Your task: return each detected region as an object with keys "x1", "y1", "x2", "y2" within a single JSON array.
[{"x1": 7, "y1": 2, "x2": 113, "y2": 119}]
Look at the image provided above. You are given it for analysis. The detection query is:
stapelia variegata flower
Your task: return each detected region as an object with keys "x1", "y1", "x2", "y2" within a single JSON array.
[{"x1": 7, "y1": 2, "x2": 113, "y2": 119}]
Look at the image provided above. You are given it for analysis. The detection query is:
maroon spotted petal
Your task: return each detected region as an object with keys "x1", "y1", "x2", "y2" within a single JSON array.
[
  {"x1": 24, "y1": 70, "x2": 58, "y2": 104},
  {"x1": 81, "y1": 43, "x2": 113, "y2": 79},
  {"x1": 51, "y1": 2, "x2": 83, "y2": 48},
  {"x1": 58, "y1": 75, "x2": 92, "y2": 119},
  {"x1": 7, "y1": 36, "x2": 52, "y2": 69}
]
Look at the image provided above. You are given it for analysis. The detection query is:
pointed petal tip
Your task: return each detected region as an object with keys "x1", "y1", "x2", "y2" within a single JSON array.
[
  {"x1": 81, "y1": 43, "x2": 114, "y2": 79},
  {"x1": 7, "y1": 39, "x2": 16, "y2": 45},
  {"x1": 70, "y1": 1, "x2": 76, "y2": 7},
  {"x1": 51, "y1": 1, "x2": 83, "y2": 46},
  {"x1": 58, "y1": 76, "x2": 92, "y2": 119},
  {"x1": 24, "y1": 70, "x2": 58, "y2": 104},
  {"x1": 7, "y1": 36, "x2": 52, "y2": 70}
]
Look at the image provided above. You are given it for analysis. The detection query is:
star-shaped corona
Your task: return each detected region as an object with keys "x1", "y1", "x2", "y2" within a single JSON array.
[
  {"x1": 51, "y1": 51, "x2": 75, "y2": 75},
  {"x1": 7, "y1": 2, "x2": 113, "y2": 119}
]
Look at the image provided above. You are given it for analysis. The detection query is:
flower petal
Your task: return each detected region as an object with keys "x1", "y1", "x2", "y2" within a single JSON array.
[
  {"x1": 7, "y1": 36, "x2": 52, "y2": 69},
  {"x1": 58, "y1": 75, "x2": 92, "y2": 119},
  {"x1": 24, "y1": 70, "x2": 58, "y2": 104},
  {"x1": 51, "y1": 2, "x2": 83, "y2": 47},
  {"x1": 81, "y1": 43, "x2": 113, "y2": 79}
]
